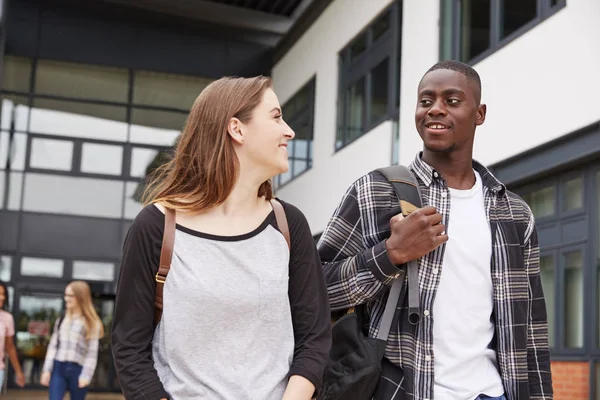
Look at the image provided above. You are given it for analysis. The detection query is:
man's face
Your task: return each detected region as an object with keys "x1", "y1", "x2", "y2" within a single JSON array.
[{"x1": 415, "y1": 69, "x2": 486, "y2": 154}]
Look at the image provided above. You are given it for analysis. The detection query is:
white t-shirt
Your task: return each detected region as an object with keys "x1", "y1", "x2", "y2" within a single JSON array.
[{"x1": 432, "y1": 170, "x2": 505, "y2": 400}]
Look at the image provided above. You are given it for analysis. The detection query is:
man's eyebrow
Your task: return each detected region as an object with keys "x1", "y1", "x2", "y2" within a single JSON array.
[{"x1": 418, "y1": 88, "x2": 466, "y2": 96}]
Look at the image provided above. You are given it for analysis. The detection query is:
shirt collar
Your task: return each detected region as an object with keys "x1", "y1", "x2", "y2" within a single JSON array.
[{"x1": 409, "y1": 152, "x2": 506, "y2": 195}]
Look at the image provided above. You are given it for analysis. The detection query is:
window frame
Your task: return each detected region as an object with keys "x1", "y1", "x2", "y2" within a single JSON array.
[
  {"x1": 274, "y1": 77, "x2": 316, "y2": 189},
  {"x1": 336, "y1": 1, "x2": 401, "y2": 151},
  {"x1": 440, "y1": 0, "x2": 566, "y2": 65}
]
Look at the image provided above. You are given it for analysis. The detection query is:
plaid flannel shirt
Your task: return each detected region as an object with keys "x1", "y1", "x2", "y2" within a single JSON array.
[
  {"x1": 317, "y1": 153, "x2": 552, "y2": 400},
  {"x1": 42, "y1": 315, "x2": 100, "y2": 382}
]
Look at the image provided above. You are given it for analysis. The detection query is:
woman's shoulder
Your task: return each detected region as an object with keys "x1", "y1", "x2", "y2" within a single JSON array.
[
  {"x1": 273, "y1": 198, "x2": 311, "y2": 234},
  {"x1": 128, "y1": 203, "x2": 165, "y2": 236}
]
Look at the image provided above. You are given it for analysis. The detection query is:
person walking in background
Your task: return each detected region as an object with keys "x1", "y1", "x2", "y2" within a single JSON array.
[
  {"x1": 112, "y1": 76, "x2": 331, "y2": 400},
  {"x1": 40, "y1": 281, "x2": 104, "y2": 400},
  {"x1": 0, "y1": 281, "x2": 25, "y2": 389}
]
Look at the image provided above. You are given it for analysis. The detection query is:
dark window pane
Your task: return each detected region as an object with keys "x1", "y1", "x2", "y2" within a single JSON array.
[
  {"x1": 540, "y1": 256, "x2": 555, "y2": 348},
  {"x1": 133, "y1": 70, "x2": 212, "y2": 110},
  {"x1": 564, "y1": 251, "x2": 583, "y2": 348},
  {"x1": 370, "y1": 58, "x2": 389, "y2": 125},
  {"x1": 564, "y1": 177, "x2": 584, "y2": 211},
  {"x1": 350, "y1": 33, "x2": 367, "y2": 61},
  {"x1": 372, "y1": 11, "x2": 390, "y2": 42},
  {"x1": 460, "y1": 0, "x2": 491, "y2": 61},
  {"x1": 130, "y1": 108, "x2": 186, "y2": 146},
  {"x1": 501, "y1": 0, "x2": 537, "y2": 39},
  {"x1": 2, "y1": 56, "x2": 32, "y2": 92},
  {"x1": 345, "y1": 77, "x2": 365, "y2": 144}
]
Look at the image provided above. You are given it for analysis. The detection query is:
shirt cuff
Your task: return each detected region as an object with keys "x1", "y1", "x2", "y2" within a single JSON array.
[{"x1": 365, "y1": 240, "x2": 402, "y2": 284}]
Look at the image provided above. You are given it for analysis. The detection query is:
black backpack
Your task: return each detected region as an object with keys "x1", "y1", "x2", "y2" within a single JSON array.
[{"x1": 318, "y1": 165, "x2": 422, "y2": 400}]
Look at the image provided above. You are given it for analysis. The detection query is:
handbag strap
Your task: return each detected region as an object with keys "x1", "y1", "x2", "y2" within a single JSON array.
[{"x1": 153, "y1": 199, "x2": 290, "y2": 326}]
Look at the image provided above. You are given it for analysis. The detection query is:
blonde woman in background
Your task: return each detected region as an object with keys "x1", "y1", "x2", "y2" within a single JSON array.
[{"x1": 40, "y1": 281, "x2": 104, "y2": 400}]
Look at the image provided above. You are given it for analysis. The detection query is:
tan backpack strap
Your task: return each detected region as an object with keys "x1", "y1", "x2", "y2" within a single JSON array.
[
  {"x1": 154, "y1": 207, "x2": 176, "y2": 326},
  {"x1": 270, "y1": 199, "x2": 290, "y2": 250}
]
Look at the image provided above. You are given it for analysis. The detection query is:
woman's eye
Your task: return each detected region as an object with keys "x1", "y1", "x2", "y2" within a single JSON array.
[{"x1": 275, "y1": 114, "x2": 283, "y2": 120}]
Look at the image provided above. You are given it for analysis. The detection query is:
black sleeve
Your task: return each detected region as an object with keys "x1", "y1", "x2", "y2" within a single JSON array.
[
  {"x1": 112, "y1": 205, "x2": 170, "y2": 400},
  {"x1": 279, "y1": 200, "x2": 332, "y2": 396}
]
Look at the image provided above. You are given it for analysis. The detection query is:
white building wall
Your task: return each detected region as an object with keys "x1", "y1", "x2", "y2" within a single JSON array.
[{"x1": 272, "y1": 0, "x2": 397, "y2": 233}]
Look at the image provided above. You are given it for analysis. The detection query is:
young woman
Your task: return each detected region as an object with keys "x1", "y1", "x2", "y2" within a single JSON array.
[
  {"x1": 0, "y1": 281, "x2": 25, "y2": 389},
  {"x1": 112, "y1": 76, "x2": 331, "y2": 400},
  {"x1": 40, "y1": 281, "x2": 104, "y2": 400}
]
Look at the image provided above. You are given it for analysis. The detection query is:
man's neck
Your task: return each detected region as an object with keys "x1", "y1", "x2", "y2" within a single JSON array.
[{"x1": 421, "y1": 150, "x2": 475, "y2": 190}]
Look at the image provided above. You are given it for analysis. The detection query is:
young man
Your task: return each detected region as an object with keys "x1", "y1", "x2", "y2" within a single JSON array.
[{"x1": 318, "y1": 60, "x2": 552, "y2": 400}]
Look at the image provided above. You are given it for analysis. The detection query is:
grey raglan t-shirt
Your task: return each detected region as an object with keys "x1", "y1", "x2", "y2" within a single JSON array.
[{"x1": 112, "y1": 199, "x2": 331, "y2": 400}]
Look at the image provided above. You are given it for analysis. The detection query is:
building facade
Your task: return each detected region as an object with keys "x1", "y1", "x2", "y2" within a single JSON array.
[{"x1": 1, "y1": 0, "x2": 599, "y2": 397}]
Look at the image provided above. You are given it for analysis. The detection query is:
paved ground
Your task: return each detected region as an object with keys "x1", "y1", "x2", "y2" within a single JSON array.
[{"x1": 4, "y1": 390, "x2": 124, "y2": 399}]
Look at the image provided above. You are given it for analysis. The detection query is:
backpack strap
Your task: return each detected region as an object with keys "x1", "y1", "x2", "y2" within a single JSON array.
[
  {"x1": 153, "y1": 200, "x2": 290, "y2": 327},
  {"x1": 270, "y1": 199, "x2": 290, "y2": 250},
  {"x1": 375, "y1": 165, "x2": 423, "y2": 325},
  {"x1": 154, "y1": 207, "x2": 176, "y2": 327}
]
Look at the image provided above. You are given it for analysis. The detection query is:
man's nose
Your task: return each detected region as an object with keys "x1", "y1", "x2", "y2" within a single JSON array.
[{"x1": 428, "y1": 100, "x2": 447, "y2": 116}]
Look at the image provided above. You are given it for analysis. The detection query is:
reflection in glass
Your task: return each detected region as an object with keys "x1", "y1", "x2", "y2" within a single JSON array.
[
  {"x1": 81, "y1": 143, "x2": 123, "y2": 176},
  {"x1": 130, "y1": 109, "x2": 185, "y2": 146},
  {"x1": 540, "y1": 256, "x2": 554, "y2": 347},
  {"x1": 30, "y1": 98, "x2": 128, "y2": 142},
  {"x1": 564, "y1": 251, "x2": 583, "y2": 348},
  {"x1": 16, "y1": 294, "x2": 63, "y2": 386},
  {"x1": 522, "y1": 186, "x2": 555, "y2": 218},
  {"x1": 459, "y1": 0, "x2": 491, "y2": 62},
  {"x1": 91, "y1": 298, "x2": 118, "y2": 390},
  {"x1": 1, "y1": 55, "x2": 32, "y2": 92},
  {"x1": 350, "y1": 33, "x2": 367, "y2": 61},
  {"x1": 0, "y1": 255, "x2": 11, "y2": 281},
  {"x1": 21, "y1": 257, "x2": 64, "y2": 278},
  {"x1": 35, "y1": 60, "x2": 129, "y2": 102},
  {"x1": 0, "y1": 171, "x2": 24, "y2": 210},
  {"x1": 133, "y1": 70, "x2": 211, "y2": 110},
  {"x1": 1, "y1": 96, "x2": 30, "y2": 132},
  {"x1": 370, "y1": 58, "x2": 389, "y2": 125},
  {"x1": 23, "y1": 173, "x2": 124, "y2": 218},
  {"x1": 30, "y1": 138, "x2": 74, "y2": 171},
  {"x1": 501, "y1": 0, "x2": 537, "y2": 39},
  {"x1": 346, "y1": 77, "x2": 365, "y2": 144},
  {"x1": 131, "y1": 148, "x2": 160, "y2": 178},
  {"x1": 73, "y1": 261, "x2": 115, "y2": 281},
  {"x1": 564, "y1": 177, "x2": 583, "y2": 211},
  {"x1": 372, "y1": 11, "x2": 390, "y2": 41}
]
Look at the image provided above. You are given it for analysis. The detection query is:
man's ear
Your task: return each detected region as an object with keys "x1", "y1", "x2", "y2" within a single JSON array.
[
  {"x1": 475, "y1": 103, "x2": 487, "y2": 126},
  {"x1": 227, "y1": 117, "x2": 244, "y2": 144}
]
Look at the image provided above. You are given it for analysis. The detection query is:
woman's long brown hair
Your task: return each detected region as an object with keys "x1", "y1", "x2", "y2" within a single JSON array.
[
  {"x1": 68, "y1": 281, "x2": 105, "y2": 340},
  {"x1": 143, "y1": 76, "x2": 274, "y2": 212}
]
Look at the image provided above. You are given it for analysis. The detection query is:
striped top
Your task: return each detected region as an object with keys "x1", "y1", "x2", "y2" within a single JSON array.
[
  {"x1": 42, "y1": 314, "x2": 100, "y2": 382},
  {"x1": 318, "y1": 153, "x2": 552, "y2": 400}
]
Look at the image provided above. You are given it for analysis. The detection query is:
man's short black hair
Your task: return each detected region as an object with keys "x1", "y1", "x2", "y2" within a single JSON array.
[{"x1": 424, "y1": 60, "x2": 482, "y2": 103}]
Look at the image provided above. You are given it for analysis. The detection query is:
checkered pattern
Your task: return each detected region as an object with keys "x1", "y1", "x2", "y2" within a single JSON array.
[
  {"x1": 42, "y1": 315, "x2": 100, "y2": 382},
  {"x1": 318, "y1": 153, "x2": 552, "y2": 400}
]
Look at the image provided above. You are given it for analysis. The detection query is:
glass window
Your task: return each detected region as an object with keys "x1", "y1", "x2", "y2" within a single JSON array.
[
  {"x1": 0, "y1": 255, "x2": 11, "y2": 281},
  {"x1": 21, "y1": 257, "x2": 64, "y2": 278},
  {"x1": 346, "y1": 77, "x2": 365, "y2": 145},
  {"x1": 73, "y1": 261, "x2": 115, "y2": 281},
  {"x1": 564, "y1": 176, "x2": 584, "y2": 211},
  {"x1": 133, "y1": 71, "x2": 212, "y2": 110},
  {"x1": 22, "y1": 173, "x2": 124, "y2": 218},
  {"x1": 30, "y1": 138, "x2": 74, "y2": 171},
  {"x1": 372, "y1": 11, "x2": 390, "y2": 42},
  {"x1": 35, "y1": 60, "x2": 129, "y2": 103},
  {"x1": 0, "y1": 132, "x2": 28, "y2": 171},
  {"x1": 1, "y1": 95, "x2": 30, "y2": 132},
  {"x1": 540, "y1": 255, "x2": 555, "y2": 347},
  {"x1": 501, "y1": 0, "x2": 537, "y2": 39},
  {"x1": 349, "y1": 33, "x2": 368, "y2": 61},
  {"x1": 1, "y1": 56, "x2": 32, "y2": 92},
  {"x1": 129, "y1": 109, "x2": 185, "y2": 146},
  {"x1": 459, "y1": 0, "x2": 491, "y2": 62},
  {"x1": 564, "y1": 250, "x2": 583, "y2": 348},
  {"x1": 370, "y1": 58, "x2": 389, "y2": 125},
  {"x1": 30, "y1": 98, "x2": 128, "y2": 142},
  {"x1": 124, "y1": 181, "x2": 145, "y2": 220},
  {"x1": 0, "y1": 171, "x2": 24, "y2": 210},
  {"x1": 80, "y1": 142, "x2": 123, "y2": 176},
  {"x1": 522, "y1": 186, "x2": 555, "y2": 218},
  {"x1": 131, "y1": 147, "x2": 160, "y2": 178}
]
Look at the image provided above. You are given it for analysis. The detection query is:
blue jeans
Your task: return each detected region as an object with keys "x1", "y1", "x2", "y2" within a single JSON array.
[
  {"x1": 49, "y1": 361, "x2": 89, "y2": 400},
  {"x1": 475, "y1": 395, "x2": 507, "y2": 400}
]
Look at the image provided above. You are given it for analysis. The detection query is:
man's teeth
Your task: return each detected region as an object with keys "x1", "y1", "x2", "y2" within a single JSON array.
[{"x1": 430, "y1": 124, "x2": 446, "y2": 129}]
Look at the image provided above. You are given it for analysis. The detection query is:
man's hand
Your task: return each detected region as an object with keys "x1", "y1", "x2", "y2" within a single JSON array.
[{"x1": 385, "y1": 206, "x2": 448, "y2": 265}]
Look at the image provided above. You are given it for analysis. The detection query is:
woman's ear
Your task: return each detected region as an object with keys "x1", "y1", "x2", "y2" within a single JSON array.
[{"x1": 227, "y1": 117, "x2": 245, "y2": 145}]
